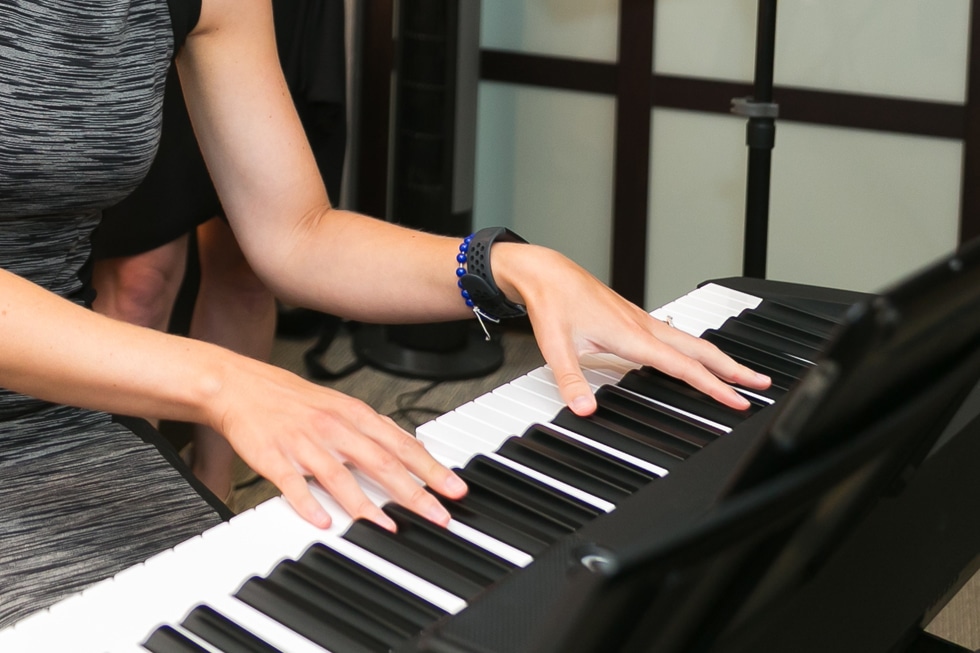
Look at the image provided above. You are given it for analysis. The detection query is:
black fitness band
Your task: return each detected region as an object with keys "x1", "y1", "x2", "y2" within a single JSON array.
[{"x1": 456, "y1": 227, "x2": 528, "y2": 338}]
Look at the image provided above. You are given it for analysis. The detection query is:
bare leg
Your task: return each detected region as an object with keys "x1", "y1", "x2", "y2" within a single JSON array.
[
  {"x1": 91, "y1": 236, "x2": 190, "y2": 331},
  {"x1": 188, "y1": 217, "x2": 277, "y2": 500}
]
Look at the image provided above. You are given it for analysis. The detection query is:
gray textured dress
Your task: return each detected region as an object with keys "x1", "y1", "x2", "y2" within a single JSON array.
[{"x1": 0, "y1": 0, "x2": 226, "y2": 627}]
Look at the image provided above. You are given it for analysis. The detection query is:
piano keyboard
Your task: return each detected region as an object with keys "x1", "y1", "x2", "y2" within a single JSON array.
[{"x1": 0, "y1": 282, "x2": 845, "y2": 653}]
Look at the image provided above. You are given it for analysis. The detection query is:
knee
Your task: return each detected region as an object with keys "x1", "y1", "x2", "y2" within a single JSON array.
[{"x1": 93, "y1": 256, "x2": 184, "y2": 329}]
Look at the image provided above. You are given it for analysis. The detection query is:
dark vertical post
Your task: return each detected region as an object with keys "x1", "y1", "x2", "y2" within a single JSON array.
[
  {"x1": 961, "y1": 0, "x2": 980, "y2": 244},
  {"x1": 611, "y1": 0, "x2": 656, "y2": 305},
  {"x1": 736, "y1": 0, "x2": 779, "y2": 278}
]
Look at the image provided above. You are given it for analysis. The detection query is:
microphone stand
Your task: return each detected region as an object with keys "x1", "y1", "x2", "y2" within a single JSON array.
[{"x1": 732, "y1": 0, "x2": 779, "y2": 279}]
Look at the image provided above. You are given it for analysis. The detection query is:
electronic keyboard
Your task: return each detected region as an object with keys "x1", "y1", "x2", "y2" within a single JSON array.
[{"x1": 0, "y1": 280, "x2": 851, "y2": 653}]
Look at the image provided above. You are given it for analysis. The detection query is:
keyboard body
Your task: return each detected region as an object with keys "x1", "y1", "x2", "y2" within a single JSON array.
[{"x1": 10, "y1": 278, "x2": 977, "y2": 653}]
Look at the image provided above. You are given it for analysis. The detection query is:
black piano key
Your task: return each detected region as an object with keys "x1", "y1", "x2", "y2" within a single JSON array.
[
  {"x1": 462, "y1": 455, "x2": 602, "y2": 528},
  {"x1": 550, "y1": 409, "x2": 681, "y2": 471},
  {"x1": 236, "y1": 574, "x2": 388, "y2": 653},
  {"x1": 586, "y1": 387, "x2": 710, "y2": 455},
  {"x1": 596, "y1": 382, "x2": 724, "y2": 448},
  {"x1": 451, "y1": 468, "x2": 577, "y2": 542},
  {"x1": 498, "y1": 435, "x2": 633, "y2": 503},
  {"x1": 343, "y1": 519, "x2": 488, "y2": 601},
  {"x1": 703, "y1": 330, "x2": 811, "y2": 379},
  {"x1": 181, "y1": 605, "x2": 282, "y2": 653},
  {"x1": 749, "y1": 299, "x2": 840, "y2": 339},
  {"x1": 143, "y1": 626, "x2": 210, "y2": 653},
  {"x1": 617, "y1": 369, "x2": 761, "y2": 431},
  {"x1": 383, "y1": 503, "x2": 517, "y2": 582},
  {"x1": 716, "y1": 318, "x2": 823, "y2": 362},
  {"x1": 522, "y1": 424, "x2": 658, "y2": 489},
  {"x1": 435, "y1": 493, "x2": 553, "y2": 555},
  {"x1": 737, "y1": 309, "x2": 831, "y2": 349},
  {"x1": 265, "y1": 559, "x2": 422, "y2": 645},
  {"x1": 297, "y1": 542, "x2": 447, "y2": 630},
  {"x1": 551, "y1": 407, "x2": 687, "y2": 473},
  {"x1": 724, "y1": 356, "x2": 796, "y2": 396}
]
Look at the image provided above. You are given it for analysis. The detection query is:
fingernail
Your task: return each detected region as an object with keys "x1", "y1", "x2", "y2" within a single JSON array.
[
  {"x1": 445, "y1": 473, "x2": 467, "y2": 495},
  {"x1": 425, "y1": 502, "x2": 452, "y2": 526},
  {"x1": 570, "y1": 395, "x2": 593, "y2": 414},
  {"x1": 377, "y1": 513, "x2": 398, "y2": 533},
  {"x1": 312, "y1": 507, "x2": 331, "y2": 529}
]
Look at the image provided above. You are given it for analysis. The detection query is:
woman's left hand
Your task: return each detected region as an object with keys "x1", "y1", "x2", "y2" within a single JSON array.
[{"x1": 492, "y1": 243, "x2": 772, "y2": 417}]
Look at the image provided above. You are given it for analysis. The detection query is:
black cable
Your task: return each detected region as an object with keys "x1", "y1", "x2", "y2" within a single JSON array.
[
  {"x1": 303, "y1": 318, "x2": 366, "y2": 381},
  {"x1": 387, "y1": 380, "x2": 446, "y2": 431}
]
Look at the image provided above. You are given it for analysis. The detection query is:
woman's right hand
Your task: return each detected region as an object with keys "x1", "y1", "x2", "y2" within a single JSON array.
[{"x1": 208, "y1": 355, "x2": 468, "y2": 531}]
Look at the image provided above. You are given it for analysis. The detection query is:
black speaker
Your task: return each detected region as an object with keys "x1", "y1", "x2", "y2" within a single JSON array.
[{"x1": 353, "y1": 0, "x2": 503, "y2": 380}]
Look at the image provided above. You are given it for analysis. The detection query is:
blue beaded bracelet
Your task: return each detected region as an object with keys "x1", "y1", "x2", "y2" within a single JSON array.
[{"x1": 456, "y1": 227, "x2": 528, "y2": 339}]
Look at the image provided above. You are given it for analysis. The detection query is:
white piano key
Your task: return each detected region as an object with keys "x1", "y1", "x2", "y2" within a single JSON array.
[
  {"x1": 696, "y1": 283, "x2": 763, "y2": 312},
  {"x1": 649, "y1": 308, "x2": 726, "y2": 337},
  {"x1": 419, "y1": 434, "x2": 474, "y2": 469},
  {"x1": 324, "y1": 538, "x2": 468, "y2": 615},
  {"x1": 650, "y1": 290, "x2": 757, "y2": 336},
  {"x1": 526, "y1": 365, "x2": 606, "y2": 391},
  {"x1": 422, "y1": 415, "x2": 616, "y2": 514},
  {"x1": 543, "y1": 421, "x2": 669, "y2": 477},
  {"x1": 365, "y1": 437, "x2": 537, "y2": 567},
  {"x1": 508, "y1": 375, "x2": 567, "y2": 404},
  {"x1": 200, "y1": 592, "x2": 332, "y2": 653},
  {"x1": 418, "y1": 418, "x2": 501, "y2": 451},
  {"x1": 494, "y1": 383, "x2": 564, "y2": 413},
  {"x1": 653, "y1": 299, "x2": 731, "y2": 327},
  {"x1": 485, "y1": 452, "x2": 615, "y2": 513},
  {"x1": 736, "y1": 386, "x2": 775, "y2": 405},
  {"x1": 169, "y1": 626, "x2": 226, "y2": 653},
  {"x1": 614, "y1": 384, "x2": 733, "y2": 435},
  {"x1": 437, "y1": 410, "x2": 515, "y2": 444},
  {"x1": 449, "y1": 400, "x2": 535, "y2": 436},
  {"x1": 473, "y1": 391, "x2": 557, "y2": 423},
  {"x1": 446, "y1": 519, "x2": 535, "y2": 567}
]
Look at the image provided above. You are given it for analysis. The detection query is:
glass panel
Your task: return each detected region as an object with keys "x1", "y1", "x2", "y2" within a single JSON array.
[
  {"x1": 481, "y1": 0, "x2": 620, "y2": 62},
  {"x1": 646, "y1": 110, "x2": 746, "y2": 309},
  {"x1": 646, "y1": 109, "x2": 961, "y2": 308},
  {"x1": 654, "y1": 0, "x2": 969, "y2": 103},
  {"x1": 767, "y1": 123, "x2": 961, "y2": 293},
  {"x1": 474, "y1": 82, "x2": 616, "y2": 283}
]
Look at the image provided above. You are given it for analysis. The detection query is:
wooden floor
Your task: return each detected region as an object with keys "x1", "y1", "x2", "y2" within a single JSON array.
[{"x1": 223, "y1": 322, "x2": 980, "y2": 651}]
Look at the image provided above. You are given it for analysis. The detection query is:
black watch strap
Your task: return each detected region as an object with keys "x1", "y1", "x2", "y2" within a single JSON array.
[{"x1": 457, "y1": 227, "x2": 528, "y2": 320}]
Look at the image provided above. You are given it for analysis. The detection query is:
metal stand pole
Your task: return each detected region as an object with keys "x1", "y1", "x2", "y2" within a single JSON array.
[{"x1": 732, "y1": 0, "x2": 779, "y2": 279}]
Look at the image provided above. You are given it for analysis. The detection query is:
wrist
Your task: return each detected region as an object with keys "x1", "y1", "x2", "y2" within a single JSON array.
[
  {"x1": 456, "y1": 227, "x2": 529, "y2": 320},
  {"x1": 184, "y1": 343, "x2": 239, "y2": 433},
  {"x1": 492, "y1": 241, "x2": 567, "y2": 310}
]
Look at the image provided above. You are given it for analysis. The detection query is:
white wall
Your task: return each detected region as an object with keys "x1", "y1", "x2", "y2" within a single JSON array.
[{"x1": 474, "y1": 0, "x2": 970, "y2": 308}]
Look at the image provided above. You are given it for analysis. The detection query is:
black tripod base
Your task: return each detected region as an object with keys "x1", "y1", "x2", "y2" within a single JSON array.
[{"x1": 352, "y1": 321, "x2": 504, "y2": 381}]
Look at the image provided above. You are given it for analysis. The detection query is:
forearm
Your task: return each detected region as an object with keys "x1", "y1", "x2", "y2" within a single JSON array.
[
  {"x1": 0, "y1": 268, "x2": 230, "y2": 427},
  {"x1": 254, "y1": 209, "x2": 481, "y2": 324}
]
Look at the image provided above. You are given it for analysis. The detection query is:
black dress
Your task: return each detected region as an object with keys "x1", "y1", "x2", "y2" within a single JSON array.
[
  {"x1": 0, "y1": 0, "x2": 228, "y2": 628},
  {"x1": 92, "y1": 0, "x2": 348, "y2": 260}
]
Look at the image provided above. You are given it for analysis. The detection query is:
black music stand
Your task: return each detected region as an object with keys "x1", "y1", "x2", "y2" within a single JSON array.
[{"x1": 527, "y1": 239, "x2": 980, "y2": 653}]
